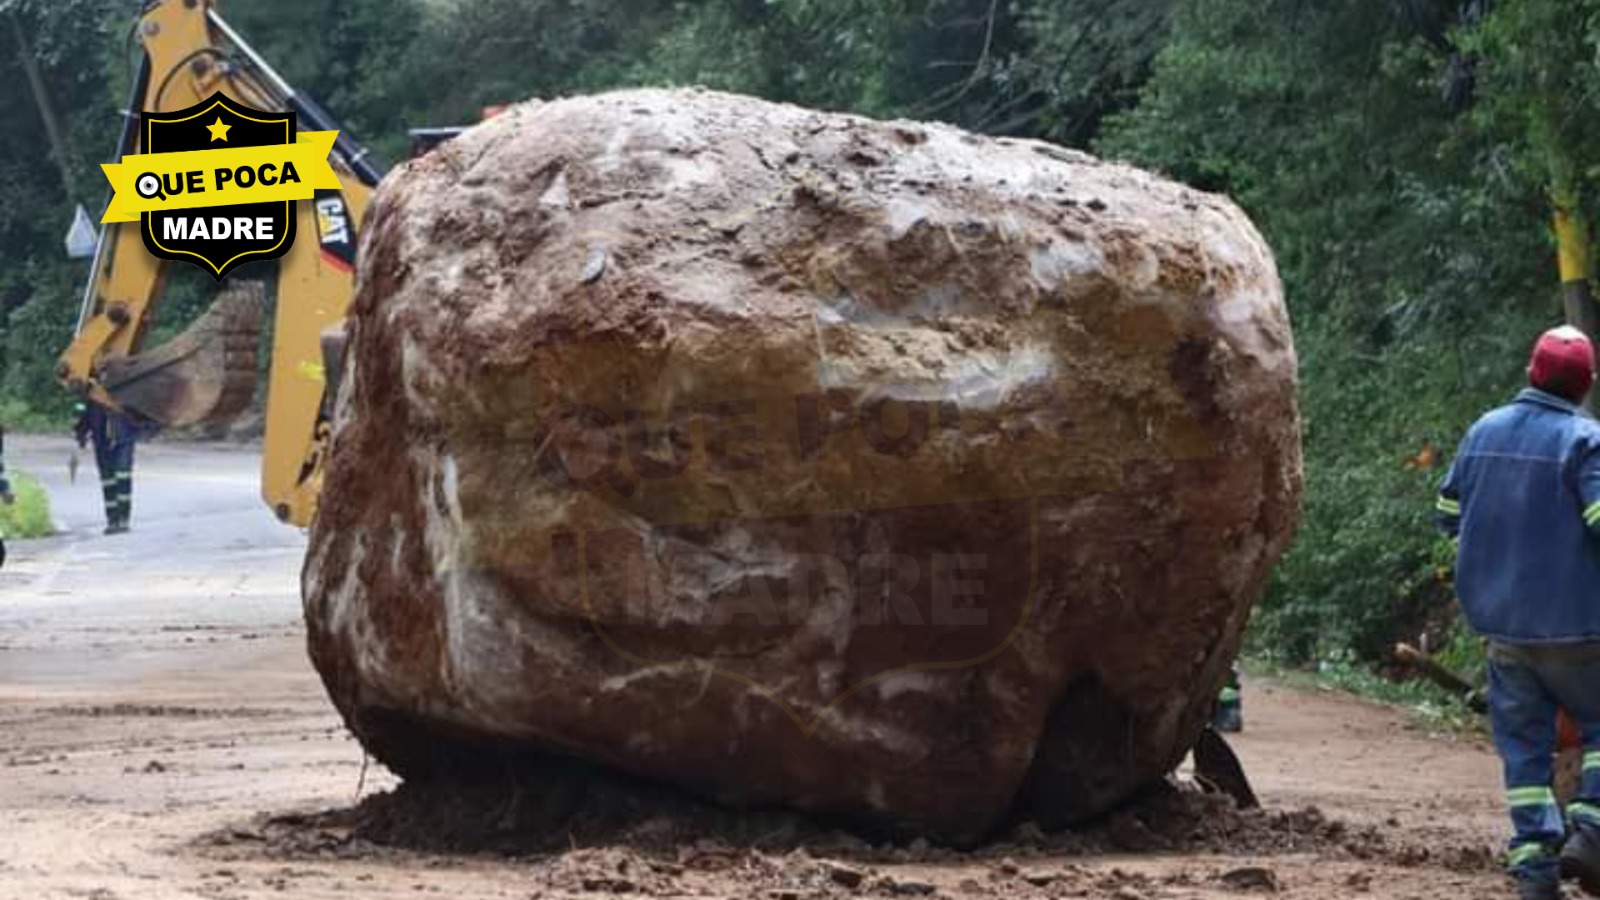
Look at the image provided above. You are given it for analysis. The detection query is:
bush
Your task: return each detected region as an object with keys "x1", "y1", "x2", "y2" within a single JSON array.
[
  {"x1": 0, "y1": 397, "x2": 69, "y2": 432},
  {"x1": 1248, "y1": 303, "x2": 1553, "y2": 666},
  {"x1": 1260, "y1": 649, "x2": 1484, "y2": 735},
  {"x1": 1, "y1": 471, "x2": 54, "y2": 539}
]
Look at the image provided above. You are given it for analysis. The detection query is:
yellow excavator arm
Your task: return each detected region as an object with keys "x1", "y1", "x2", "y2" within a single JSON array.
[{"x1": 58, "y1": 0, "x2": 383, "y2": 527}]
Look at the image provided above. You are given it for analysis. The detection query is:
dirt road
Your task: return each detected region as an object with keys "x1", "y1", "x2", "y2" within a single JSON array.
[{"x1": 0, "y1": 437, "x2": 1521, "y2": 899}]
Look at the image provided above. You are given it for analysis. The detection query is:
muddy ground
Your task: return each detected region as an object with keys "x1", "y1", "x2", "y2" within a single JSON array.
[{"x1": 1, "y1": 437, "x2": 1517, "y2": 899}]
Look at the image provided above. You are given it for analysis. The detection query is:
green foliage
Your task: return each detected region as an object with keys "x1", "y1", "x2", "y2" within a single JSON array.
[
  {"x1": 1005, "y1": 0, "x2": 1174, "y2": 142},
  {"x1": 1101, "y1": 0, "x2": 1571, "y2": 665},
  {"x1": 0, "y1": 471, "x2": 54, "y2": 539},
  {"x1": 1433, "y1": 616, "x2": 1487, "y2": 690},
  {"x1": 1455, "y1": 0, "x2": 1600, "y2": 199},
  {"x1": 1260, "y1": 651, "x2": 1485, "y2": 736},
  {"x1": 224, "y1": 0, "x2": 427, "y2": 164},
  {"x1": 3, "y1": 261, "x2": 80, "y2": 413},
  {"x1": 2, "y1": 0, "x2": 129, "y2": 420},
  {"x1": 0, "y1": 397, "x2": 68, "y2": 433},
  {"x1": 1251, "y1": 307, "x2": 1552, "y2": 663}
]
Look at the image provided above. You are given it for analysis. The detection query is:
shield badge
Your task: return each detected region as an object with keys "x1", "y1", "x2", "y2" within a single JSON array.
[{"x1": 140, "y1": 92, "x2": 296, "y2": 281}]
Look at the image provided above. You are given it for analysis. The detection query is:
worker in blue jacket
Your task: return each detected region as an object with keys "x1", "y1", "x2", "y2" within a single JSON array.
[
  {"x1": 73, "y1": 401, "x2": 147, "y2": 535},
  {"x1": 1436, "y1": 325, "x2": 1600, "y2": 900}
]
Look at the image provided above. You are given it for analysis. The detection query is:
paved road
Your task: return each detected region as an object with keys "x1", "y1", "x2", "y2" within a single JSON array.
[
  {"x1": 0, "y1": 437, "x2": 391, "y2": 899},
  {"x1": 0, "y1": 435, "x2": 306, "y2": 690}
]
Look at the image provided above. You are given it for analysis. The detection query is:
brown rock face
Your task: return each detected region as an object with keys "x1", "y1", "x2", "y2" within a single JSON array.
[{"x1": 303, "y1": 88, "x2": 1301, "y2": 843}]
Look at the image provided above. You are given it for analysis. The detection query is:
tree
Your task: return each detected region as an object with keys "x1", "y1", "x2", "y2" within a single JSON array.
[
  {"x1": 1101, "y1": 0, "x2": 1551, "y2": 661},
  {"x1": 0, "y1": 0, "x2": 126, "y2": 413},
  {"x1": 1455, "y1": 0, "x2": 1600, "y2": 408}
]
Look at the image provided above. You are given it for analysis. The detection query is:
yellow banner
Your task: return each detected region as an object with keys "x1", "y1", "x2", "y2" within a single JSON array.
[{"x1": 100, "y1": 131, "x2": 342, "y2": 223}]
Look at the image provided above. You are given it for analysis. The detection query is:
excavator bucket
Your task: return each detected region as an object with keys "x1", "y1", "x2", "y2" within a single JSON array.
[
  {"x1": 1193, "y1": 727, "x2": 1260, "y2": 809},
  {"x1": 98, "y1": 281, "x2": 265, "y2": 427}
]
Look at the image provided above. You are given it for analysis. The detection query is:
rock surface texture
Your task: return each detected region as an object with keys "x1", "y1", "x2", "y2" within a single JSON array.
[{"x1": 303, "y1": 88, "x2": 1302, "y2": 843}]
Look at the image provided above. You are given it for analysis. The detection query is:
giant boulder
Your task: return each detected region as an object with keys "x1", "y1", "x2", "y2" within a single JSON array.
[{"x1": 303, "y1": 88, "x2": 1301, "y2": 843}]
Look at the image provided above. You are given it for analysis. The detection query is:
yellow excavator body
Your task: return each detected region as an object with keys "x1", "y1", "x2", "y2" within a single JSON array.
[{"x1": 58, "y1": 0, "x2": 381, "y2": 526}]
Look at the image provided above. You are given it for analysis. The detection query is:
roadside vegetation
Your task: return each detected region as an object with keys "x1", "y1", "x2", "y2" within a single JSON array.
[
  {"x1": 1251, "y1": 645, "x2": 1488, "y2": 738},
  {"x1": 1, "y1": 471, "x2": 54, "y2": 539}
]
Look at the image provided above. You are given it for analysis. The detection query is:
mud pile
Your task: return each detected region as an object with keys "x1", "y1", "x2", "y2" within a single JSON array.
[
  {"x1": 302, "y1": 87, "x2": 1301, "y2": 844},
  {"x1": 218, "y1": 783, "x2": 1499, "y2": 889}
]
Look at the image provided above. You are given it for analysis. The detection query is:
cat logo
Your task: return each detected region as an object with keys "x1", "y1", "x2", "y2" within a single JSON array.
[
  {"x1": 313, "y1": 190, "x2": 356, "y2": 273},
  {"x1": 316, "y1": 197, "x2": 349, "y2": 245}
]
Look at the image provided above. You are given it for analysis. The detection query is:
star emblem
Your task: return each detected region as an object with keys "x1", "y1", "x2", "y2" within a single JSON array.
[{"x1": 206, "y1": 116, "x2": 232, "y2": 142}]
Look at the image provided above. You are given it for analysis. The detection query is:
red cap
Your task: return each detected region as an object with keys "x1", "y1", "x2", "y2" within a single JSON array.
[{"x1": 1528, "y1": 325, "x2": 1596, "y2": 402}]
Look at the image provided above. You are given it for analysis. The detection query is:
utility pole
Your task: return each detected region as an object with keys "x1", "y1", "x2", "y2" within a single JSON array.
[
  {"x1": 11, "y1": 10, "x2": 76, "y2": 201},
  {"x1": 1552, "y1": 177, "x2": 1600, "y2": 415}
]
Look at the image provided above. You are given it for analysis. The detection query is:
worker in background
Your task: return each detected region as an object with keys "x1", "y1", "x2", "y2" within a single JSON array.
[
  {"x1": 1211, "y1": 665, "x2": 1243, "y2": 733},
  {"x1": 1435, "y1": 325, "x2": 1600, "y2": 900},
  {"x1": 74, "y1": 401, "x2": 144, "y2": 535},
  {"x1": 0, "y1": 424, "x2": 13, "y2": 568}
]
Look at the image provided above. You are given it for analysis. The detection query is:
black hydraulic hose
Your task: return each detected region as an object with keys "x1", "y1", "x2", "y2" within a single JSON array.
[
  {"x1": 152, "y1": 47, "x2": 228, "y2": 111},
  {"x1": 118, "y1": 53, "x2": 150, "y2": 158},
  {"x1": 202, "y1": 8, "x2": 387, "y2": 187},
  {"x1": 288, "y1": 91, "x2": 386, "y2": 187}
]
